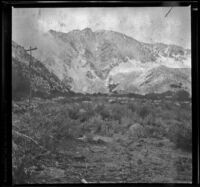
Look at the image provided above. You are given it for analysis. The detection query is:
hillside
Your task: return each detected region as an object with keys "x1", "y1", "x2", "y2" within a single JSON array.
[
  {"x1": 12, "y1": 41, "x2": 70, "y2": 100},
  {"x1": 12, "y1": 28, "x2": 191, "y2": 95}
]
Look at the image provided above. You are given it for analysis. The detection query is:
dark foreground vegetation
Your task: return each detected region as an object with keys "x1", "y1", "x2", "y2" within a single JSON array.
[{"x1": 12, "y1": 95, "x2": 192, "y2": 183}]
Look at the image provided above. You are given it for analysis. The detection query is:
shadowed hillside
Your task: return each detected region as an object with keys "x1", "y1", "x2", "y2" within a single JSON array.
[{"x1": 12, "y1": 41, "x2": 71, "y2": 100}]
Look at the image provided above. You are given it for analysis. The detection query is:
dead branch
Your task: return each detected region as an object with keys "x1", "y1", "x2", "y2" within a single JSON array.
[{"x1": 12, "y1": 130, "x2": 46, "y2": 150}]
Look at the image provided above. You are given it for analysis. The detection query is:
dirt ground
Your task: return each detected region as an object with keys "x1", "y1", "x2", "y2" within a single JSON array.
[
  {"x1": 29, "y1": 136, "x2": 191, "y2": 183},
  {"x1": 12, "y1": 96, "x2": 192, "y2": 183}
]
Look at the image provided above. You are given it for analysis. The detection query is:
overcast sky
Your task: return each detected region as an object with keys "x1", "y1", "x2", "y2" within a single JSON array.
[{"x1": 12, "y1": 7, "x2": 191, "y2": 49}]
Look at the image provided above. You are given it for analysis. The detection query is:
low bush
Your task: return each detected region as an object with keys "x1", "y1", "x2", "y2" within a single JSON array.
[
  {"x1": 12, "y1": 129, "x2": 43, "y2": 184},
  {"x1": 168, "y1": 121, "x2": 192, "y2": 152},
  {"x1": 95, "y1": 104, "x2": 111, "y2": 120},
  {"x1": 137, "y1": 105, "x2": 151, "y2": 119},
  {"x1": 110, "y1": 104, "x2": 128, "y2": 122},
  {"x1": 142, "y1": 113, "x2": 155, "y2": 126},
  {"x1": 84, "y1": 114, "x2": 104, "y2": 133},
  {"x1": 128, "y1": 102, "x2": 136, "y2": 113},
  {"x1": 68, "y1": 105, "x2": 79, "y2": 120},
  {"x1": 173, "y1": 90, "x2": 190, "y2": 101}
]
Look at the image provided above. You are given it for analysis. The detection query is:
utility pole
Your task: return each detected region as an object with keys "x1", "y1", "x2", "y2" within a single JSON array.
[{"x1": 25, "y1": 46, "x2": 37, "y2": 108}]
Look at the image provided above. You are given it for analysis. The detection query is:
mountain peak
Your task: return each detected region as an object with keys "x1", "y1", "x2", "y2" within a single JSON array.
[
  {"x1": 49, "y1": 29, "x2": 57, "y2": 34},
  {"x1": 82, "y1": 27, "x2": 93, "y2": 33},
  {"x1": 12, "y1": 23, "x2": 191, "y2": 95}
]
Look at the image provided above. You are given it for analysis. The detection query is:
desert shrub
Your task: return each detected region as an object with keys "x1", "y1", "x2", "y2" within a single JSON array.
[
  {"x1": 85, "y1": 114, "x2": 106, "y2": 134},
  {"x1": 78, "y1": 109, "x2": 88, "y2": 122},
  {"x1": 141, "y1": 114, "x2": 167, "y2": 138},
  {"x1": 95, "y1": 104, "x2": 111, "y2": 120},
  {"x1": 144, "y1": 125, "x2": 165, "y2": 139},
  {"x1": 85, "y1": 114, "x2": 123, "y2": 136},
  {"x1": 69, "y1": 121, "x2": 83, "y2": 138},
  {"x1": 163, "y1": 101, "x2": 173, "y2": 110},
  {"x1": 12, "y1": 101, "x2": 84, "y2": 183},
  {"x1": 121, "y1": 116, "x2": 133, "y2": 128},
  {"x1": 103, "y1": 119, "x2": 118, "y2": 134},
  {"x1": 176, "y1": 107, "x2": 191, "y2": 122},
  {"x1": 52, "y1": 119, "x2": 81, "y2": 140},
  {"x1": 124, "y1": 108, "x2": 135, "y2": 119},
  {"x1": 128, "y1": 123, "x2": 145, "y2": 140},
  {"x1": 154, "y1": 117, "x2": 169, "y2": 136},
  {"x1": 36, "y1": 102, "x2": 64, "y2": 117},
  {"x1": 129, "y1": 111, "x2": 143, "y2": 125},
  {"x1": 68, "y1": 105, "x2": 79, "y2": 120},
  {"x1": 128, "y1": 103, "x2": 137, "y2": 113},
  {"x1": 79, "y1": 104, "x2": 96, "y2": 122},
  {"x1": 156, "y1": 107, "x2": 177, "y2": 121},
  {"x1": 12, "y1": 130, "x2": 43, "y2": 184},
  {"x1": 80, "y1": 102, "x2": 93, "y2": 111},
  {"x1": 137, "y1": 105, "x2": 151, "y2": 118},
  {"x1": 110, "y1": 104, "x2": 128, "y2": 122},
  {"x1": 106, "y1": 120, "x2": 117, "y2": 136},
  {"x1": 173, "y1": 90, "x2": 190, "y2": 101},
  {"x1": 142, "y1": 113, "x2": 155, "y2": 126},
  {"x1": 168, "y1": 121, "x2": 192, "y2": 152},
  {"x1": 94, "y1": 103, "x2": 105, "y2": 113},
  {"x1": 19, "y1": 104, "x2": 75, "y2": 147},
  {"x1": 13, "y1": 151, "x2": 35, "y2": 184},
  {"x1": 110, "y1": 120, "x2": 125, "y2": 135},
  {"x1": 111, "y1": 108, "x2": 122, "y2": 122}
]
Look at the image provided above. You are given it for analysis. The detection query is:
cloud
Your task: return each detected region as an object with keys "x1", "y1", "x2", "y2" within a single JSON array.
[{"x1": 12, "y1": 7, "x2": 191, "y2": 49}]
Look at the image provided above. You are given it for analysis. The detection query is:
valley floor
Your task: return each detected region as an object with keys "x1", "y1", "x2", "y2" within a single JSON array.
[{"x1": 12, "y1": 96, "x2": 192, "y2": 183}]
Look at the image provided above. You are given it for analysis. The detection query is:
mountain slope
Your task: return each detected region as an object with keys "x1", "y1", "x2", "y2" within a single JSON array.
[
  {"x1": 12, "y1": 41, "x2": 70, "y2": 100},
  {"x1": 109, "y1": 65, "x2": 191, "y2": 95},
  {"x1": 13, "y1": 28, "x2": 191, "y2": 95}
]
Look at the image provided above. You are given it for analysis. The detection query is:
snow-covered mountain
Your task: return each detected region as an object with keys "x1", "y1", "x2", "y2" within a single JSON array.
[{"x1": 12, "y1": 28, "x2": 191, "y2": 96}]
